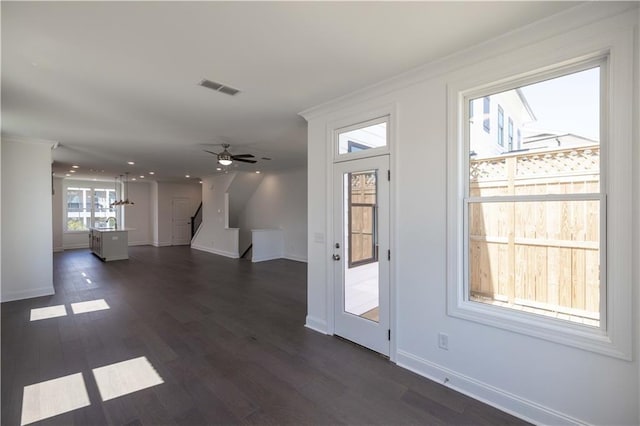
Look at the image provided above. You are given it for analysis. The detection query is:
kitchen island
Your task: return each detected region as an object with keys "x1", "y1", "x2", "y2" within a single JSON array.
[{"x1": 89, "y1": 228, "x2": 132, "y2": 261}]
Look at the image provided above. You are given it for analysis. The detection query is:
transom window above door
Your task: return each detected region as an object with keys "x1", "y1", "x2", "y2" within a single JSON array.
[{"x1": 336, "y1": 116, "x2": 389, "y2": 159}]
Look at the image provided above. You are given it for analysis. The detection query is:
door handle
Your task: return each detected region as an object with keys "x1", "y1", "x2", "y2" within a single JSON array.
[{"x1": 332, "y1": 254, "x2": 341, "y2": 261}]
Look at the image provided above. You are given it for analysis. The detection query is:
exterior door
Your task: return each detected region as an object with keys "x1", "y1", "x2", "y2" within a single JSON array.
[
  {"x1": 333, "y1": 155, "x2": 390, "y2": 356},
  {"x1": 171, "y1": 198, "x2": 191, "y2": 245}
]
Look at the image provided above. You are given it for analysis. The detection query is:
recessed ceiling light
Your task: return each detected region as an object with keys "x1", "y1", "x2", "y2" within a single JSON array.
[
  {"x1": 127, "y1": 161, "x2": 135, "y2": 165},
  {"x1": 255, "y1": 171, "x2": 261, "y2": 174},
  {"x1": 216, "y1": 167, "x2": 222, "y2": 171},
  {"x1": 71, "y1": 165, "x2": 79, "y2": 169},
  {"x1": 69, "y1": 170, "x2": 76, "y2": 173},
  {"x1": 185, "y1": 175, "x2": 190, "y2": 178},
  {"x1": 131, "y1": 178, "x2": 137, "y2": 181},
  {"x1": 148, "y1": 171, "x2": 155, "y2": 175},
  {"x1": 65, "y1": 173, "x2": 71, "y2": 177},
  {"x1": 199, "y1": 180, "x2": 203, "y2": 184},
  {"x1": 139, "y1": 175, "x2": 144, "y2": 179}
]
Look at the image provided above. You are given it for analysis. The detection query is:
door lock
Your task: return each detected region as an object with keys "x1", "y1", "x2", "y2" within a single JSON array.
[{"x1": 332, "y1": 254, "x2": 341, "y2": 261}]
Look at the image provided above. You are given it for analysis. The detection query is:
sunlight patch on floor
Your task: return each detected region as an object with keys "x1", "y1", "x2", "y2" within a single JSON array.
[
  {"x1": 92, "y1": 356, "x2": 164, "y2": 401},
  {"x1": 20, "y1": 373, "x2": 90, "y2": 425},
  {"x1": 29, "y1": 305, "x2": 67, "y2": 321},
  {"x1": 71, "y1": 299, "x2": 109, "y2": 314}
]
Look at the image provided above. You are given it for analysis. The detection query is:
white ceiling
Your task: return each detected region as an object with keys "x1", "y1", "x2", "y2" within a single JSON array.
[{"x1": 1, "y1": 1, "x2": 579, "y2": 182}]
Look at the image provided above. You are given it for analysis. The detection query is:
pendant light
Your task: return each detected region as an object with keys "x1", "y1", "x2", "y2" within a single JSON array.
[
  {"x1": 110, "y1": 175, "x2": 121, "y2": 207},
  {"x1": 109, "y1": 173, "x2": 135, "y2": 206},
  {"x1": 122, "y1": 172, "x2": 135, "y2": 206}
]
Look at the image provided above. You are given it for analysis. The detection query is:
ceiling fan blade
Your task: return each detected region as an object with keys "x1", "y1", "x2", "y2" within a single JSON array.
[
  {"x1": 231, "y1": 154, "x2": 255, "y2": 158},
  {"x1": 204, "y1": 149, "x2": 221, "y2": 156},
  {"x1": 234, "y1": 158, "x2": 257, "y2": 164}
]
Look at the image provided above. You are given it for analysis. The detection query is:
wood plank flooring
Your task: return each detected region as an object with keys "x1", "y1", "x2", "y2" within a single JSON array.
[{"x1": 1, "y1": 246, "x2": 528, "y2": 425}]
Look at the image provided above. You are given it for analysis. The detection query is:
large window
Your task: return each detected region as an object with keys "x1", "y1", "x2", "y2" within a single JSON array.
[
  {"x1": 447, "y1": 46, "x2": 635, "y2": 359},
  {"x1": 467, "y1": 66, "x2": 602, "y2": 326},
  {"x1": 65, "y1": 186, "x2": 116, "y2": 231}
]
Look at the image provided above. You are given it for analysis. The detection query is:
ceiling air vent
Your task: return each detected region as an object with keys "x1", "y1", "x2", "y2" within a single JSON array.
[{"x1": 198, "y1": 79, "x2": 240, "y2": 96}]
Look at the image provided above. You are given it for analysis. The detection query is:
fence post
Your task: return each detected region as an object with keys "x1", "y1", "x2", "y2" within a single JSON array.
[{"x1": 507, "y1": 156, "x2": 516, "y2": 304}]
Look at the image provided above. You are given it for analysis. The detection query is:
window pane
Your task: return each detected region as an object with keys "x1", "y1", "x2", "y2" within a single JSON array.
[
  {"x1": 338, "y1": 121, "x2": 387, "y2": 154},
  {"x1": 468, "y1": 200, "x2": 600, "y2": 326},
  {"x1": 67, "y1": 187, "x2": 91, "y2": 231},
  {"x1": 469, "y1": 67, "x2": 600, "y2": 194},
  {"x1": 344, "y1": 170, "x2": 379, "y2": 322},
  {"x1": 93, "y1": 188, "x2": 116, "y2": 227}
]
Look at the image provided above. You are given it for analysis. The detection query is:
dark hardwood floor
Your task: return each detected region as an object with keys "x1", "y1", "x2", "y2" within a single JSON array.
[{"x1": 2, "y1": 246, "x2": 527, "y2": 425}]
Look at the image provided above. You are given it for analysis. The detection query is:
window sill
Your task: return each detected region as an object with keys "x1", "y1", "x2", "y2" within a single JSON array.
[{"x1": 448, "y1": 298, "x2": 629, "y2": 360}]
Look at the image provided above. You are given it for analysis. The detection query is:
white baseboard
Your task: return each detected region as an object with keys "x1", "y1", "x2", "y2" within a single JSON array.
[
  {"x1": 1, "y1": 286, "x2": 55, "y2": 303},
  {"x1": 284, "y1": 254, "x2": 308, "y2": 263},
  {"x1": 396, "y1": 350, "x2": 584, "y2": 426},
  {"x1": 252, "y1": 254, "x2": 283, "y2": 263},
  {"x1": 191, "y1": 244, "x2": 239, "y2": 259},
  {"x1": 63, "y1": 243, "x2": 89, "y2": 250},
  {"x1": 128, "y1": 241, "x2": 151, "y2": 247},
  {"x1": 152, "y1": 242, "x2": 171, "y2": 247},
  {"x1": 305, "y1": 316, "x2": 329, "y2": 334},
  {"x1": 53, "y1": 246, "x2": 64, "y2": 253}
]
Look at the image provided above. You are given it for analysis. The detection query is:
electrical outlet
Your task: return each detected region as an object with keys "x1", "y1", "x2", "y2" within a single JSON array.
[{"x1": 438, "y1": 332, "x2": 449, "y2": 350}]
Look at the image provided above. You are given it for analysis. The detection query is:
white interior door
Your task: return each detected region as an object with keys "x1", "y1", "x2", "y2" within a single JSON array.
[
  {"x1": 171, "y1": 198, "x2": 191, "y2": 245},
  {"x1": 333, "y1": 155, "x2": 390, "y2": 356}
]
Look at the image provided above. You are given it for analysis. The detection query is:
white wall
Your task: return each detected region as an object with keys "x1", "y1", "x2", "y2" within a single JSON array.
[
  {"x1": 238, "y1": 168, "x2": 307, "y2": 262},
  {"x1": 52, "y1": 177, "x2": 63, "y2": 252},
  {"x1": 251, "y1": 229, "x2": 284, "y2": 263},
  {"x1": 1, "y1": 137, "x2": 54, "y2": 302},
  {"x1": 154, "y1": 182, "x2": 201, "y2": 246},
  {"x1": 150, "y1": 181, "x2": 159, "y2": 244},
  {"x1": 635, "y1": 6, "x2": 640, "y2": 417},
  {"x1": 191, "y1": 173, "x2": 239, "y2": 257},
  {"x1": 302, "y1": 4, "x2": 639, "y2": 425},
  {"x1": 227, "y1": 171, "x2": 264, "y2": 229},
  {"x1": 124, "y1": 181, "x2": 152, "y2": 245}
]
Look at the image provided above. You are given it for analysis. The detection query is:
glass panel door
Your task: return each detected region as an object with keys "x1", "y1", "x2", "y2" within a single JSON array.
[{"x1": 333, "y1": 155, "x2": 389, "y2": 355}]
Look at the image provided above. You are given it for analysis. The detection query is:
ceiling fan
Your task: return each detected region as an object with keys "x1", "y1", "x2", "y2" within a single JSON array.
[{"x1": 204, "y1": 143, "x2": 257, "y2": 165}]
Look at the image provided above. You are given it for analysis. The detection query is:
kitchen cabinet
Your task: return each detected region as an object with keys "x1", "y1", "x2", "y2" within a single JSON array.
[{"x1": 89, "y1": 228, "x2": 130, "y2": 261}]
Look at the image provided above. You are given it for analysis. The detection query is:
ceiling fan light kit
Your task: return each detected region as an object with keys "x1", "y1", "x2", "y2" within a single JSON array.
[{"x1": 204, "y1": 143, "x2": 259, "y2": 167}]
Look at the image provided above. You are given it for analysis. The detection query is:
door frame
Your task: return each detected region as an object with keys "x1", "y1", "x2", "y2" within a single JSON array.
[{"x1": 324, "y1": 104, "x2": 398, "y2": 362}]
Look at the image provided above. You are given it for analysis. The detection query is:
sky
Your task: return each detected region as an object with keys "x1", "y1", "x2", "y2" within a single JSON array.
[{"x1": 519, "y1": 67, "x2": 600, "y2": 140}]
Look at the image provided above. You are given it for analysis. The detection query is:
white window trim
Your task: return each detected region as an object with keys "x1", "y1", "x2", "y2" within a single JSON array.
[{"x1": 446, "y1": 30, "x2": 634, "y2": 360}]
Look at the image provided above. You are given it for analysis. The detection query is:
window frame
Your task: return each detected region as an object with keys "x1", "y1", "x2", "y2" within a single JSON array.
[
  {"x1": 508, "y1": 117, "x2": 514, "y2": 151},
  {"x1": 482, "y1": 97, "x2": 490, "y2": 132},
  {"x1": 446, "y1": 49, "x2": 633, "y2": 360},
  {"x1": 497, "y1": 105, "x2": 504, "y2": 147},
  {"x1": 64, "y1": 183, "x2": 118, "y2": 233}
]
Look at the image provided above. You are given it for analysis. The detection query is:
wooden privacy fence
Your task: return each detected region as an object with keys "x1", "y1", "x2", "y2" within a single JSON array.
[
  {"x1": 469, "y1": 145, "x2": 600, "y2": 322},
  {"x1": 349, "y1": 171, "x2": 377, "y2": 267}
]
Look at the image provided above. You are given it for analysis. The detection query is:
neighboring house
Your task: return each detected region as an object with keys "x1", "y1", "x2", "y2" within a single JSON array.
[{"x1": 469, "y1": 89, "x2": 535, "y2": 158}]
